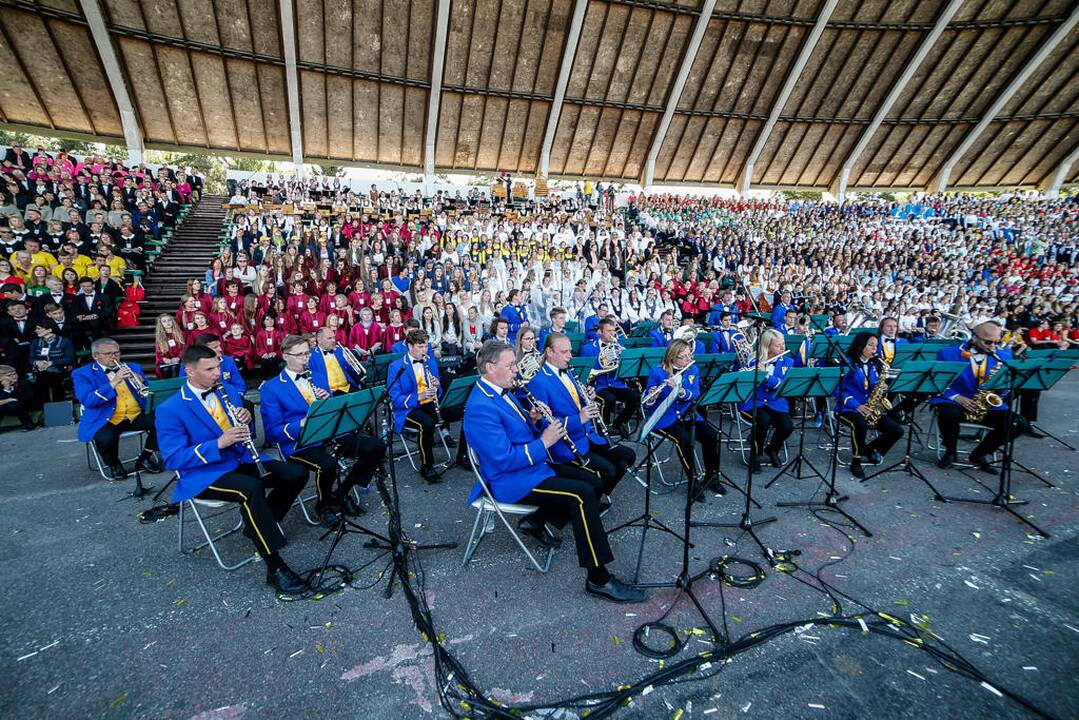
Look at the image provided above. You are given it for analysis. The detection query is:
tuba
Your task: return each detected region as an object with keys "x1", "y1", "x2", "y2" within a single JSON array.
[{"x1": 732, "y1": 321, "x2": 757, "y2": 369}]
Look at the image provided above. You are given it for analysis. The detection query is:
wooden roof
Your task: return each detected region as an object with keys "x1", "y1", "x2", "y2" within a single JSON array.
[{"x1": 1, "y1": 0, "x2": 1076, "y2": 190}]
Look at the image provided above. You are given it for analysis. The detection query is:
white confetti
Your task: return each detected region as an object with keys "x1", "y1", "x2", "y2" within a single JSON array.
[
  {"x1": 906, "y1": 670, "x2": 926, "y2": 681},
  {"x1": 808, "y1": 703, "x2": 826, "y2": 709},
  {"x1": 16, "y1": 651, "x2": 38, "y2": 662},
  {"x1": 1022, "y1": 666, "x2": 1038, "y2": 671},
  {"x1": 642, "y1": 685, "x2": 654, "y2": 696},
  {"x1": 964, "y1": 580, "x2": 980, "y2": 589},
  {"x1": 741, "y1": 702, "x2": 752, "y2": 713},
  {"x1": 981, "y1": 682, "x2": 1003, "y2": 698}
]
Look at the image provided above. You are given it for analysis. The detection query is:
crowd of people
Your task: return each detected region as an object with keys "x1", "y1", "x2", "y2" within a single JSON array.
[{"x1": 0, "y1": 143, "x2": 201, "y2": 428}]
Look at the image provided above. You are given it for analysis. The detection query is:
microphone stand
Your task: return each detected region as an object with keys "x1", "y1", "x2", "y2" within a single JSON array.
[{"x1": 938, "y1": 353, "x2": 1048, "y2": 538}]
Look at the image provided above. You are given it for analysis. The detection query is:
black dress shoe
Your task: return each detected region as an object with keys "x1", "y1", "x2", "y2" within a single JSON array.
[
  {"x1": 701, "y1": 472, "x2": 726, "y2": 496},
  {"x1": 420, "y1": 466, "x2": 442, "y2": 484},
  {"x1": 969, "y1": 454, "x2": 996, "y2": 474},
  {"x1": 266, "y1": 564, "x2": 308, "y2": 594},
  {"x1": 452, "y1": 455, "x2": 472, "y2": 470},
  {"x1": 766, "y1": 449, "x2": 782, "y2": 468},
  {"x1": 518, "y1": 517, "x2": 562, "y2": 547},
  {"x1": 316, "y1": 503, "x2": 343, "y2": 527},
  {"x1": 850, "y1": 459, "x2": 866, "y2": 480},
  {"x1": 339, "y1": 494, "x2": 366, "y2": 516},
  {"x1": 868, "y1": 450, "x2": 883, "y2": 465},
  {"x1": 108, "y1": 463, "x2": 128, "y2": 480},
  {"x1": 585, "y1": 576, "x2": 646, "y2": 603},
  {"x1": 135, "y1": 453, "x2": 164, "y2": 474},
  {"x1": 441, "y1": 434, "x2": 458, "y2": 448},
  {"x1": 937, "y1": 450, "x2": 956, "y2": 469},
  {"x1": 598, "y1": 495, "x2": 612, "y2": 517},
  {"x1": 1024, "y1": 428, "x2": 1046, "y2": 439}
]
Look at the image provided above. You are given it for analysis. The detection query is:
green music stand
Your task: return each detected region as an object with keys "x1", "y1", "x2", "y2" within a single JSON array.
[
  {"x1": 1012, "y1": 357, "x2": 1074, "y2": 452},
  {"x1": 765, "y1": 368, "x2": 841, "y2": 489},
  {"x1": 568, "y1": 356, "x2": 597, "y2": 385},
  {"x1": 630, "y1": 320, "x2": 656, "y2": 337},
  {"x1": 366, "y1": 352, "x2": 403, "y2": 384},
  {"x1": 148, "y1": 377, "x2": 186, "y2": 408},
  {"x1": 783, "y1": 334, "x2": 807, "y2": 358},
  {"x1": 810, "y1": 314, "x2": 831, "y2": 332},
  {"x1": 440, "y1": 374, "x2": 478, "y2": 412},
  {"x1": 694, "y1": 353, "x2": 736, "y2": 381},
  {"x1": 297, "y1": 386, "x2": 384, "y2": 450},
  {"x1": 621, "y1": 336, "x2": 653, "y2": 349},
  {"x1": 862, "y1": 361, "x2": 965, "y2": 498},
  {"x1": 617, "y1": 347, "x2": 665, "y2": 382}
]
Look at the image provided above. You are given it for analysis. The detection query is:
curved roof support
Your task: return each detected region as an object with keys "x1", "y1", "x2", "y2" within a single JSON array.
[
  {"x1": 79, "y1": 0, "x2": 143, "y2": 163},
  {"x1": 538, "y1": 0, "x2": 588, "y2": 178},
  {"x1": 278, "y1": 0, "x2": 304, "y2": 173},
  {"x1": 424, "y1": 0, "x2": 451, "y2": 192}
]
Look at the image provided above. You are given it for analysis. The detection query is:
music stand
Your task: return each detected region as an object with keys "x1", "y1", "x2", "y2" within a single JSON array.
[
  {"x1": 617, "y1": 348, "x2": 665, "y2": 382},
  {"x1": 763, "y1": 368, "x2": 841, "y2": 491},
  {"x1": 938, "y1": 358, "x2": 1065, "y2": 538},
  {"x1": 440, "y1": 374, "x2": 478, "y2": 411},
  {"x1": 694, "y1": 353, "x2": 736, "y2": 382},
  {"x1": 1012, "y1": 351, "x2": 1075, "y2": 451},
  {"x1": 690, "y1": 370, "x2": 764, "y2": 511},
  {"x1": 568, "y1": 356, "x2": 597, "y2": 385},
  {"x1": 366, "y1": 352, "x2": 403, "y2": 385},
  {"x1": 630, "y1": 320, "x2": 656, "y2": 337},
  {"x1": 861, "y1": 361, "x2": 964, "y2": 499}
]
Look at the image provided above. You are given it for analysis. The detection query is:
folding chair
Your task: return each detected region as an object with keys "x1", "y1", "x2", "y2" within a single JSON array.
[
  {"x1": 271, "y1": 443, "x2": 363, "y2": 526},
  {"x1": 85, "y1": 431, "x2": 146, "y2": 481},
  {"x1": 726, "y1": 405, "x2": 790, "y2": 466},
  {"x1": 177, "y1": 493, "x2": 257, "y2": 571},
  {"x1": 926, "y1": 410, "x2": 998, "y2": 467},
  {"x1": 461, "y1": 448, "x2": 554, "y2": 572}
]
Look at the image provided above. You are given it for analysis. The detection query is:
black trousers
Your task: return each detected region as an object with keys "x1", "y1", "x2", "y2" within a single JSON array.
[
  {"x1": 1017, "y1": 389, "x2": 1040, "y2": 423},
  {"x1": 33, "y1": 370, "x2": 67, "y2": 404},
  {"x1": 518, "y1": 465, "x2": 613, "y2": 569},
  {"x1": 936, "y1": 403, "x2": 1030, "y2": 457},
  {"x1": 159, "y1": 362, "x2": 181, "y2": 379},
  {"x1": 655, "y1": 419, "x2": 719, "y2": 478},
  {"x1": 403, "y1": 403, "x2": 464, "y2": 470},
  {"x1": 0, "y1": 398, "x2": 33, "y2": 428},
  {"x1": 196, "y1": 460, "x2": 306, "y2": 558},
  {"x1": 838, "y1": 411, "x2": 903, "y2": 459},
  {"x1": 289, "y1": 434, "x2": 386, "y2": 505},
  {"x1": 740, "y1": 407, "x2": 794, "y2": 455},
  {"x1": 596, "y1": 386, "x2": 640, "y2": 428},
  {"x1": 92, "y1": 413, "x2": 158, "y2": 466},
  {"x1": 555, "y1": 441, "x2": 636, "y2": 496}
]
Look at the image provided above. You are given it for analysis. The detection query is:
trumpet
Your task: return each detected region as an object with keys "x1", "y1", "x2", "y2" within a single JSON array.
[
  {"x1": 340, "y1": 344, "x2": 368, "y2": 383},
  {"x1": 111, "y1": 360, "x2": 150, "y2": 397},
  {"x1": 641, "y1": 363, "x2": 692, "y2": 408},
  {"x1": 213, "y1": 383, "x2": 269, "y2": 479}
]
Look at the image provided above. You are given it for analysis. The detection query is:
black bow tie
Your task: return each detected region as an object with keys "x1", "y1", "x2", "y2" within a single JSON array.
[
  {"x1": 297, "y1": 371, "x2": 311, "y2": 380},
  {"x1": 412, "y1": 358, "x2": 425, "y2": 365},
  {"x1": 322, "y1": 349, "x2": 334, "y2": 355},
  {"x1": 200, "y1": 388, "x2": 216, "y2": 400},
  {"x1": 500, "y1": 388, "x2": 510, "y2": 396}
]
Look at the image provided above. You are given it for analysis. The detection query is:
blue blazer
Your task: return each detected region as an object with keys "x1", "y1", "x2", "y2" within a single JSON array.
[
  {"x1": 642, "y1": 365, "x2": 702, "y2": 431},
  {"x1": 157, "y1": 383, "x2": 271, "y2": 502},
  {"x1": 876, "y1": 336, "x2": 909, "y2": 362},
  {"x1": 930, "y1": 344, "x2": 1012, "y2": 411},
  {"x1": 181, "y1": 355, "x2": 246, "y2": 397},
  {"x1": 771, "y1": 303, "x2": 790, "y2": 330},
  {"x1": 309, "y1": 347, "x2": 363, "y2": 391},
  {"x1": 709, "y1": 328, "x2": 739, "y2": 354},
  {"x1": 387, "y1": 354, "x2": 441, "y2": 433},
  {"x1": 837, "y1": 361, "x2": 881, "y2": 413},
  {"x1": 526, "y1": 364, "x2": 605, "y2": 463},
  {"x1": 583, "y1": 314, "x2": 601, "y2": 341},
  {"x1": 259, "y1": 370, "x2": 332, "y2": 457},
  {"x1": 649, "y1": 327, "x2": 673, "y2": 347},
  {"x1": 738, "y1": 356, "x2": 794, "y2": 413},
  {"x1": 580, "y1": 338, "x2": 627, "y2": 390},
  {"x1": 464, "y1": 380, "x2": 553, "y2": 505},
  {"x1": 73, "y1": 361, "x2": 151, "y2": 442},
  {"x1": 500, "y1": 304, "x2": 527, "y2": 343}
]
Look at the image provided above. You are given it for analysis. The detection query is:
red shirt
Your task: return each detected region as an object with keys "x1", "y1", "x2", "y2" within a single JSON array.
[
  {"x1": 298, "y1": 309, "x2": 326, "y2": 333},
  {"x1": 222, "y1": 334, "x2": 253, "y2": 366},
  {"x1": 254, "y1": 328, "x2": 284, "y2": 358},
  {"x1": 348, "y1": 322, "x2": 384, "y2": 354},
  {"x1": 383, "y1": 323, "x2": 405, "y2": 348}
]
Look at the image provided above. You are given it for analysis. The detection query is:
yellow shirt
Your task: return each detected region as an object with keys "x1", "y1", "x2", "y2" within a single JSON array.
[
  {"x1": 108, "y1": 378, "x2": 142, "y2": 424},
  {"x1": 10, "y1": 250, "x2": 57, "y2": 270},
  {"x1": 323, "y1": 351, "x2": 349, "y2": 393},
  {"x1": 412, "y1": 360, "x2": 432, "y2": 404}
]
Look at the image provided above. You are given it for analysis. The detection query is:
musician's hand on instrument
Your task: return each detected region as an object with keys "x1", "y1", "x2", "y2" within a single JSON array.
[
  {"x1": 954, "y1": 395, "x2": 976, "y2": 411},
  {"x1": 856, "y1": 403, "x2": 870, "y2": 417},
  {"x1": 234, "y1": 407, "x2": 253, "y2": 425},
  {"x1": 666, "y1": 375, "x2": 679, "y2": 389},
  {"x1": 528, "y1": 406, "x2": 543, "y2": 423},
  {"x1": 217, "y1": 425, "x2": 250, "y2": 449},
  {"x1": 540, "y1": 420, "x2": 564, "y2": 448},
  {"x1": 109, "y1": 369, "x2": 130, "y2": 387},
  {"x1": 313, "y1": 387, "x2": 331, "y2": 400}
]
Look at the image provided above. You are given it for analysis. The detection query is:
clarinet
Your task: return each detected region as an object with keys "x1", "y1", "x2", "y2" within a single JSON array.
[
  {"x1": 567, "y1": 368, "x2": 613, "y2": 444},
  {"x1": 420, "y1": 356, "x2": 444, "y2": 426},
  {"x1": 214, "y1": 383, "x2": 269, "y2": 479},
  {"x1": 515, "y1": 382, "x2": 590, "y2": 467}
]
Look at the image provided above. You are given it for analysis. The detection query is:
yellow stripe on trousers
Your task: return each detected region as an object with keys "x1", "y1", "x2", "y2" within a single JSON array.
[
  {"x1": 291, "y1": 455, "x2": 324, "y2": 501},
  {"x1": 656, "y1": 428, "x2": 692, "y2": 476},
  {"x1": 206, "y1": 485, "x2": 271, "y2": 555},
  {"x1": 839, "y1": 414, "x2": 860, "y2": 458},
  {"x1": 532, "y1": 488, "x2": 599, "y2": 566},
  {"x1": 405, "y1": 416, "x2": 429, "y2": 466}
]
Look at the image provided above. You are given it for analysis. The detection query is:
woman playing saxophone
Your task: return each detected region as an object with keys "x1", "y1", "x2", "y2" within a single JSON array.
[{"x1": 836, "y1": 333, "x2": 904, "y2": 479}]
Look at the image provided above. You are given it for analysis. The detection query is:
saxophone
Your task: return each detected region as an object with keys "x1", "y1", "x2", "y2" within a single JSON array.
[
  {"x1": 863, "y1": 358, "x2": 894, "y2": 428},
  {"x1": 965, "y1": 361, "x2": 1003, "y2": 423}
]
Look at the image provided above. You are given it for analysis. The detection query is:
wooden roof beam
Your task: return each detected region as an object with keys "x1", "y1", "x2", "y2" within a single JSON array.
[
  {"x1": 930, "y1": 7, "x2": 1079, "y2": 192},
  {"x1": 278, "y1": 0, "x2": 304, "y2": 172},
  {"x1": 424, "y1": 0, "x2": 451, "y2": 191},
  {"x1": 538, "y1": 0, "x2": 588, "y2": 178},
  {"x1": 831, "y1": 0, "x2": 963, "y2": 202},
  {"x1": 78, "y1": 0, "x2": 143, "y2": 162},
  {"x1": 641, "y1": 0, "x2": 717, "y2": 191},
  {"x1": 737, "y1": 0, "x2": 838, "y2": 196}
]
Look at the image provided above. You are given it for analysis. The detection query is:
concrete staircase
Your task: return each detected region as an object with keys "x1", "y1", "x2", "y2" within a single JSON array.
[{"x1": 117, "y1": 194, "x2": 228, "y2": 368}]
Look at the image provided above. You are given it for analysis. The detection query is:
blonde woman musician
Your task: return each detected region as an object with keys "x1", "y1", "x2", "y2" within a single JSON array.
[
  {"x1": 641, "y1": 339, "x2": 721, "y2": 502},
  {"x1": 737, "y1": 328, "x2": 795, "y2": 472}
]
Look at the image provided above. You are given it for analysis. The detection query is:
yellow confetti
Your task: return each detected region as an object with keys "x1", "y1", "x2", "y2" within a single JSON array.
[
  {"x1": 731, "y1": 615, "x2": 743, "y2": 623},
  {"x1": 141, "y1": 570, "x2": 152, "y2": 577},
  {"x1": 108, "y1": 692, "x2": 128, "y2": 708},
  {"x1": 175, "y1": 598, "x2": 187, "y2": 608},
  {"x1": 316, "y1": 644, "x2": 325, "y2": 654},
  {"x1": 613, "y1": 635, "x2": 622, "y2": 646},
  {"x1": 673, "y1": 709, "x2": 684, "y2": 720},
  {"x1": 324, "y1": 622, "x2": 333, "y2": 628},
  {"x1": 1042, "y1": 570, "x2": 1055, "y2": 576},
  {"x1": 893, "y1": 600, "x2": 910, "y2": 606},
  {"x1": 972, "y1": 532, "x2": 981, "y2": 540}
]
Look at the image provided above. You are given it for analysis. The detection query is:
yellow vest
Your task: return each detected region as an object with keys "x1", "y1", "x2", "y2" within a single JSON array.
[
  {"x1": 108, "y1": 380, "x2": 141, "y2": 424},
  {"x1": 324, "y1": 352, "x2": 349, "y2": 393}
]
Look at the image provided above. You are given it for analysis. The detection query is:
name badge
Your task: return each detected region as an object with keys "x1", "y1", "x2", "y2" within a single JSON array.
[
  {"x1": 266, "y1": 337, "x2": 273, "y2": 347},
  {"x1": 167, "y1": 339, "x2": 176, "y2": 348},
  {"x1": 219, "y1": 321, "x2": 227, "y2": 328}
]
